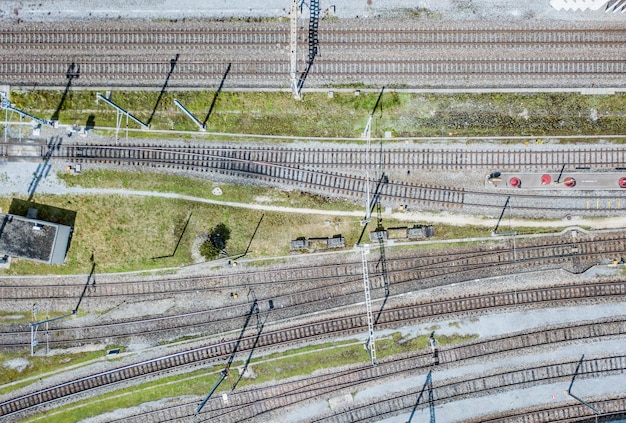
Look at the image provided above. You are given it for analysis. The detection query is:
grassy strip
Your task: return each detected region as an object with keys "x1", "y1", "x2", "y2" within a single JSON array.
[
  {"x1": 0, "y1": 187, "x2": 368, "y2": 275},
  {"x1": 8, "y1": 89, "x2": 626, "y2": 138},
  {"x1": 0, "y1": 346, "x2": 122, "y2": 396},
  {"x1": 24, "y1": 332, "x2": 477, "y2": 422},
  {"x1": 2, "y1": 169, "x2": 565, "y2": 275},
  {"x1": 57, "y1": 169, "x2": 357, "y2": 212}
]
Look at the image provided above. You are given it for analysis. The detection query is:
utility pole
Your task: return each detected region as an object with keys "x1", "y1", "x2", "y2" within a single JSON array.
[
  {"x1": 290, "y1": 0, "x2": 301, "y2": 99},
  {"x1": 361, "y1": 87, "x2": 385, "y2": 226}
]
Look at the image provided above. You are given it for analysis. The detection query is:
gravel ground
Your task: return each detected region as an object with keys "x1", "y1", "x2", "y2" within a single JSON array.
[{"x1": 1, "y1": 0, "x2": 625, "y2": 22}]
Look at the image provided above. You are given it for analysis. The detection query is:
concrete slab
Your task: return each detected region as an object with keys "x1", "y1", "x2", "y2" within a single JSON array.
[
  {"x1": 487, "y1": 172, "x2": 626, "y2": 190},
  {"x1": 328, "y1": 393, "x2": 353, "y2": 410},
  {"x1": 7, "y1": 144, "x2": 40, "y2": 158}
]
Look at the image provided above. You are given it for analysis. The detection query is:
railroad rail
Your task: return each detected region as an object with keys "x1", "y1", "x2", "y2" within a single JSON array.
[
  {"x1": 310, "y1": 355, "x2": 626, "y2": 423},
  {"x1": 4, "y1": 316, "x2": 623, "y2": 421},
  {"x1": 42, "y1": 142, "x2": 626, "y2": 214},
  {"x1": 0, "y1": 228, "x2": 623, "y2": 302},
  {"x1": 51, "y1": 143, "x2": 626, "y2": 171},
  {"x1": 0, "y1": 22, "x2": 624, "y2": 88},
  {"x1": 1, "y1": 231, "x2": 625, "y2": 349},
  {"x1": 468, "y1": 397, "x2": 626, "y2": 423},
  {"x1": 109, "y1": 320, "x2": 626, "y2": 422},
  {"x1": 2, "y1": 26, "x2": 626, "y2": 47}
]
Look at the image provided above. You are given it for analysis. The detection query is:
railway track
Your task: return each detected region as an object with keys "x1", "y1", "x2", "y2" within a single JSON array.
[
  {"x1": 50, "y1": 143, "x2": 626, "y2": 171},
  {"x1": 38, "y1": 142, "x2": 626, "y2": 213},
  {"x1": 113, "y1": 321, "x2": 626, "y2": 422},
  {"x1": 2, "y1": 26, "x2": 626, "y2": 48},
  {"x1": 4, "y1": 316, "x2": 624, "y2": 421},
  {"x1": 469, "y1": 397, "x2": 626, "y2": 423},
  {"x1": 310, "y1": 355, "x2": 626, "y2": 423},
  {"x1": 1, "y1": 231, "x2": 625, "y2": 348},
  {"x1": 0, "y1": 22, "x2": 624, "y2": 88}
]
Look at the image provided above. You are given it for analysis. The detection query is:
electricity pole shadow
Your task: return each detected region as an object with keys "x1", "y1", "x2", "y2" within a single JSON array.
[
  {"x1": 147, "y1": 54, "x2": 179, "y2": 126},
  {"x1": 151, "y1": 212, "x2": 192, "y2": 260},
  {"x1": 74, "y1": 261, "x2": 96, "y2": 314},
  {"x1": 203, "y1": 62, "x2": 231, "y2": 127},
  {"x1": 28, "y1": 136, "x2": 62, "y2": 201},
  {"x1": 231, "y1": 304, "x2": 269, "y2": 392},
  {"x1": 51, "y1": 63, "x2": 80, "y2": 122},
  {"x1": 195, "y1": 299, "x2": 259, "y2": 414},
  {"x1": 229, "y1": 213, "x2": 264, "y2": 262}
]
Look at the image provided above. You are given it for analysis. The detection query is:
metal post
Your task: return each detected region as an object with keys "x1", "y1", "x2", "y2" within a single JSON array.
[
  {"x1": 30, "y1": 304, "x2": 37, "y2": 356},
  {"x1": 174, "y1": 99, "x2": 206, "y2": 130},
  {"x1": 30, "y1": 325, "x2": 34, "y2": 357}
]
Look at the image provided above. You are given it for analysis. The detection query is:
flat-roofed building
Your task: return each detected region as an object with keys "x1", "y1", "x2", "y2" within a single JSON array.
[{"x1": 0, "y1": 213, "x2": 72, "y2": 264}]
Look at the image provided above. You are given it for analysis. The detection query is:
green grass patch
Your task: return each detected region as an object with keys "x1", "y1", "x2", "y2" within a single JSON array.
[
  {"x1": 0, "y1": 188, "x2": 367, "y2": 275},
  {"x1": 375, "y1": 331, "x2": 478, "y2": 358},
  {"x1": 57, "y1": 169, "x2": 357, "y2": 212},
  {"x1": 2, "y1": 170, "x2": 568, "y2": 275},
  {"x1": 23, "y1": 332, "x2": 476, "y2": 421},
  {"x1": 8, "y1": 89, "x2": 626, "y2": 138}
]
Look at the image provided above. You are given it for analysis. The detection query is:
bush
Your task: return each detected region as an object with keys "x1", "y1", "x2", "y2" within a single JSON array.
[{"x1": 199, "y1": 223, "x2": 231, "y2": 260}]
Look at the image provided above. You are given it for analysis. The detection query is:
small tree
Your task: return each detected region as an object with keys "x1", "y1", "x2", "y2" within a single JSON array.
[{"x1": 200, "y1": 223, "x2": 231, "y2": 260}]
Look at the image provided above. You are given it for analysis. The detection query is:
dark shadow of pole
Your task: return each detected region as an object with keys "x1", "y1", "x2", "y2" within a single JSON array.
[
  {"x1": 295, "y1": 0, "x2": 320, "y2": 95},
  {"x1": 203, "y1": 62, "x2": 231, "y2": 127},
  {"x1": 308, "y1": 0, "x2": 320, "y2": 63},
  {"x1": 406, "y1": 370, "x2": 433, "y2": 423},
  {"x1": 226, "y1": 299, "x2": 258, "y2": 370},
  {"x1": 28, "y1": 136, "x2": 62, "y2": 201},
  {"x1": 73, "y1": 261, "x2": 96, "y2": 314},
  {"x1": 51, "y1": 63, "x2": 80, "y2": 122},
  {"x1": 147, "y1": 54, "x2": 179, "y2": 126},
  {"x1": 229, "y1": 213, "x2": 264, "y2": 262},
  {"x1": 231, "y1": 310, "x2": 268, "y2": 392},
  {"x1": 296, "y1": 57, "x2": 315, "y2": 94},
  {"x1": 151, "y1": 212, "x2": 192, "y2": 260}
]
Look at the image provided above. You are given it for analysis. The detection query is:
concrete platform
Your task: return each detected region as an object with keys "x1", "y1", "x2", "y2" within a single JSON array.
[
  {"x1": 7, "y1": 144, "x2": 41, "y2": 158},
  {"x1": 487, "y1": 172, "x2": 626, "y2": 190}
]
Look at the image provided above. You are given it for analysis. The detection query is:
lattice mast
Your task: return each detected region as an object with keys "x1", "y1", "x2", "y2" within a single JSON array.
[{"x1": 290, "y1": 0, "x2": 300, "y2": 99}]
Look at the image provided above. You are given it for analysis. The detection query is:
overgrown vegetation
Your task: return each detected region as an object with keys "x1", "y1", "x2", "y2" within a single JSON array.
[
  {"x1": 8, "y1": 90, "x2": 626, "y2": 138},
  {"x1": 200, "y1": 223, "x2": 231, "y2": 260}
]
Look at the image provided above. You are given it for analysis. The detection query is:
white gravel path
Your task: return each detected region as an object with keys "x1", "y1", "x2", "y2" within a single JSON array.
[{"x1": 1, "y1": 0, "x2": 624, "y2": 22}]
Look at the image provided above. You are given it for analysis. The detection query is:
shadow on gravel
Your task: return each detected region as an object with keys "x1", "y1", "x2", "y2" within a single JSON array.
[
  {"x1": 147, "y1": 54, "x2": 179, "y2": 126},
  {"x1": 26, "y1": 136, "x2": 62, "y2": 201},
  {"x1": 203, "y1": 62, "x2": 231, "y2": 127},
  {"x1": 51, "y1": 62, "x2": 80, "y2": 122}
]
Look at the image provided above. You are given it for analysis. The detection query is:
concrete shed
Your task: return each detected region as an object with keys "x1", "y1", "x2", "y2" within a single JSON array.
[{"x1": 0, "y1": 213, "x2": 72, "y2": 264}]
